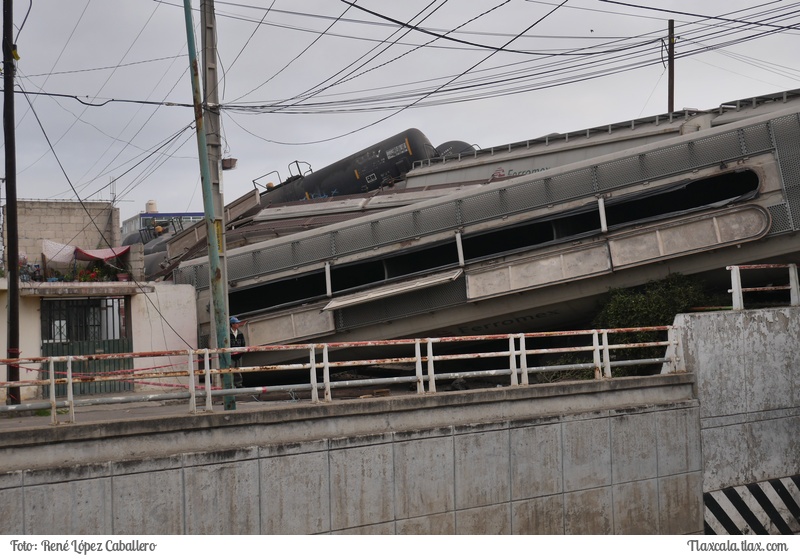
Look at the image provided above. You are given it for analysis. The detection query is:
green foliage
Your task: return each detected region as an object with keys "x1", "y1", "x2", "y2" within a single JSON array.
[
  {"x1": 592, "y1": 273, "x2": 708, "y2": 329},
  {"x1": 534, "y1": 274, "x2": 711, "y2": 380},
  {"x1": 591, "y1": 273, "x2": 708, "y2": 376}
]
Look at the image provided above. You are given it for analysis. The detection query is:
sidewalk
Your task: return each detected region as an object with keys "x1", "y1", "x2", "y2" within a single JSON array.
[{"x1": 0, "y1": 394, "x2": 279, "y2": 433}]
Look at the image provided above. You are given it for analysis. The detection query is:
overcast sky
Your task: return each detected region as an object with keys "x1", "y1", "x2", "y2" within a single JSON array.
[{"x1": 3, "y1": 0, "x2": 799, "y2": 224}]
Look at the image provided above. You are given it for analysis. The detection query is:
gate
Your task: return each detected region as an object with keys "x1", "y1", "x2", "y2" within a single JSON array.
[{"x1": 40, "y1": 297, "x2": 134, "y2": 396}]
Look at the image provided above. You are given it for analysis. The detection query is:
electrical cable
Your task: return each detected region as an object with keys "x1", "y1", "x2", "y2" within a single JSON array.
[
  {"x1": 220, "y1": 4, "x2": 799, "y2": 115},
  {"x1": 272, "y1": 0, "x2": 451, "y2": 110},
  {"x1": 20, "y1": 88, "x2": 195, "y2": 348},
  {"x1": 599, "y1": 0, "x2": 800, "y2": 31},
  {"x1": 227, "y1": 3, "x2": 355, "y2": 104}
]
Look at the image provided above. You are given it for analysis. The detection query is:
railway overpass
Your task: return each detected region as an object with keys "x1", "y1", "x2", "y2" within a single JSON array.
[{"x1": 171, "y1": 90, "x2": 800, "y2": 355}]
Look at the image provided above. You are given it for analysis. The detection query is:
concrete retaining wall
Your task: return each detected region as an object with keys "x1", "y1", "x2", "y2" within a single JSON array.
[
  {"x1": 674, "y1": 307, "x2": 800, "y2": 534},
  {"x1": 675, "y1": 308, "x2": 800, "y2": 492},
  {"x1": 0, "y1": 375, "x2": 702, "y2": 535}
]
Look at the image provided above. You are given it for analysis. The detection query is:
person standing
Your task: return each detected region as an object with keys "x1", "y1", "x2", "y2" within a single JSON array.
[{"x1": 230, "y1": 317, "x2": 246, "y2": 387}]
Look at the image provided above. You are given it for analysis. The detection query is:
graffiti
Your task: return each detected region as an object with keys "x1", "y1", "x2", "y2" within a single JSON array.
[{"x1": 303, "y1": 188, "x2": 340, "y2": 201}]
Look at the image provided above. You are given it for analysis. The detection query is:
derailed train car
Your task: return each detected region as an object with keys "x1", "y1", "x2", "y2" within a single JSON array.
[
  {"x1": 260, "y1": 128, "x2": 438, "y2": 205},
  {"x1": 154, "y1": 128, "x2": 443, "y2": 278},
  {"x1": 175, "y1": 93, "x2": 800, "y2": 356}
]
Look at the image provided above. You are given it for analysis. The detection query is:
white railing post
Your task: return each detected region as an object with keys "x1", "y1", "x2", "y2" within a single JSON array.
[
  {"x1": 323, "y1": 345, "x2": 332, "y2": 403},
  {"x1": 309, "y1": 347, "x2": 318, "y2": 403},
  {"x1": 48, "y1": 357, "x2": 57, "y2": 425},
  {"x1": 426, "y1": 339, "x2": 437, "y2": 393},
  {"x1": 668, "y1": 326, "x2": 683, "y2": 373},
  {"x1": 728, "y1": 265, "x2": 744, "y2": 309},
  {"x1": 519, "y1": 334, "x2": 529, "y2": 385},
  {"x1": 592, "y1": 330, "x2": 602, "y2": 379},
  {"x1": 788, "y1": 263, "x2": 799, "y2": 306},
  {"x1": 602, "y1": 330, "x2": 612, "y2": 378},
  {"x1": 509, "y1": 335, "x2": 519, "y2": 386},
  {"x1": 414, "y1": 340, "x2": 425, "y2": 394},
  {"x1": 66, "y1": 357, "x2": 75, "y2": 423},
  {"x1": 187, "y1": 350, "x2": 196, "y2": 414},
  {"x1": 203, "y1": 350, "x2": 212, "y2": 411}
]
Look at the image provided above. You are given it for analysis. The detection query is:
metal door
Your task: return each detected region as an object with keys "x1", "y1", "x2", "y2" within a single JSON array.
[{"x1": 41, "y1": 297, "x2": 134, "y2": 396}]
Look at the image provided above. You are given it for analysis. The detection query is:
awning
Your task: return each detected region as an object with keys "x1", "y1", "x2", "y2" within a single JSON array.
[
  {"x1": 43, "y1": 239, "x2": 131, "y2": 264},
  {"x1": 74, "y1": 245, "x2": 131, "y2": 262}
]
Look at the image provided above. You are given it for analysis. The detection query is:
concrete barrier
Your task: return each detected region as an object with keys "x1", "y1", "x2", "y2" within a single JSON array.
[{"x1": 0, "y1": 375, "x2": 701, "y2": 534}]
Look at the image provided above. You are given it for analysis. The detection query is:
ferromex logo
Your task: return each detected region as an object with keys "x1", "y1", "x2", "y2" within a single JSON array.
[{"x1": 491, "y1": 166, "x2": 548, "y2": 179}]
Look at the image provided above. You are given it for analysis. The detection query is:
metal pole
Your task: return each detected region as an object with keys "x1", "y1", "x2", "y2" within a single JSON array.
[
  {"x1": 3, "y1": 0, "x2": 21, "y2": 405},
  {"x1": 182, "y1": 0, "x2": 234, "y2": 409},
  {"x1": 668, "y1": 19, "x2": 675, "y2": 114}
]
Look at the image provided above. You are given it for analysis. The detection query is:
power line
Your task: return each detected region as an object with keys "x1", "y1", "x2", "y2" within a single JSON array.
[
  {"x1": 272, "y1": 0, "x2": 454, "y2": 111},
  {"x1": 339, "y1": 0, "x2": 656, "y2": 56},
  {"x1": 22, "y1": 55, "x2": 185, "y2": 78},
  {"x1": 599, "y1": 0, "x2": 800, "y2": 31},
  {"x1": 217, "y1": 2, "x2": 800, "y2": 114}
]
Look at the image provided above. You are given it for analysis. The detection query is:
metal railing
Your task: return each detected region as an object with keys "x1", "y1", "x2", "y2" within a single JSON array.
[
  {"x1": 727, "y1": 263, "x2": 799, "y2": 310},
  {"x1": 0, "y1": 326, "x2": 682, "y2": 425}
]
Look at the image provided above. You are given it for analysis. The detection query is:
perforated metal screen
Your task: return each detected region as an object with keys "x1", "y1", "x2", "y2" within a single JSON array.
[
  {"x1": 175, "y1": 115, "x2": 798, "y2": 288},
  {"x1": 770, "y1": 114, "x2": 800, "y2": 231}
]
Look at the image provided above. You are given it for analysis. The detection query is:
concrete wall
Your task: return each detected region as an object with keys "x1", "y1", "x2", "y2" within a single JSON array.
[
  {"x1": 0, "y1": 279, "x2": 60, "y2": 402},
  {"x1": 0, "y1": 375, "x2": 703, "y2": 535},
  {"x1": 674, "y1": 307, "x2": 800, "y2": 492},
  {"x1": 673, "y1": 308, "x2": 800, "y2": 534},
  {"x1": 5, "y1": 200, "x2": 120, "y2": 270}
]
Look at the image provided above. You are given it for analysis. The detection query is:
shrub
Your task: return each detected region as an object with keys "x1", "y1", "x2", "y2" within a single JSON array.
[{"x1": 591, "y1": 273, "x2": 709, "y2": 375}]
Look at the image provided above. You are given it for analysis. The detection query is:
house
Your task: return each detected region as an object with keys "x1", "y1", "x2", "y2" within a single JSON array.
[{"x1": 1, "y1": 200, "x2": 197, "y2": 403}]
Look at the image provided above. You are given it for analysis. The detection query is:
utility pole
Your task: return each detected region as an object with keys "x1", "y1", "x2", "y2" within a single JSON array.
[
  {"x1": 200, "y1": 0, "x2": 234, "y2": 409},
  {"x1": 668, "y1": 19, "x2": 675, "y2": 114},
  {"x1": 182, "y1": 0, "x2": 234, "y2": 410},
  {"x1": 3, "y1": 0, "x2": 20, "y2": 405}
]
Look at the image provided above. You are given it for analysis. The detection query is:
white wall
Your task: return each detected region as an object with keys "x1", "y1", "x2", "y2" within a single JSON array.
[
  {"x1": 130, "y1": 283, "x2": 198, "y2": 390},
  {"x1": 0, "y1": 280, "x2": 197, "y2": 401}
]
